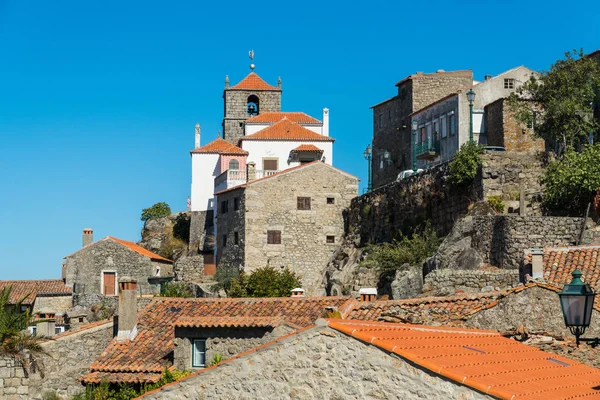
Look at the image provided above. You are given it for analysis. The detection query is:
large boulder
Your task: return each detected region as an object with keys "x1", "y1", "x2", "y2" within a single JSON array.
[
  {"x1": 139, "y1": 212, "x2": 190, "y2": 261},
  {"x1": 390, "y1": 264, "x2": 423, "y2": 300}
]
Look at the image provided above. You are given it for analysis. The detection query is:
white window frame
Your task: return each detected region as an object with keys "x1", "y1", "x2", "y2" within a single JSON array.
[
  {"x1": 100, "y1": 270, "x2": 118, "y2": 296},
  {"x1": 441, "y1": 115, "x2": 447, "y2": 138},
  {"x1": 449, "y1": 114, "x2": 456, "y2": 136},
  {"x1": 192, "y1": 339, "x2": 206, "y2": 368}
]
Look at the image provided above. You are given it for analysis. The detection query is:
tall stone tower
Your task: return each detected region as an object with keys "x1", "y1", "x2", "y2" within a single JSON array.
[{"x1": 222, "y1": 71, "x2": 282, "y2": 143}]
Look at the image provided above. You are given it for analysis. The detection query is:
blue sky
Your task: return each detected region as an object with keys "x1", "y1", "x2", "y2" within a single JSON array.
[{"x1": 0, "y1": 0, "x2": 599, "y2": 280}]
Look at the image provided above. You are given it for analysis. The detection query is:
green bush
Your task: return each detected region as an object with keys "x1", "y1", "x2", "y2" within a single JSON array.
[
  {"x1": 141, "y1": 202, "x2": 171, "y2": 222},
  {"x1": 359, "y1": 223, "x2": 442, "y2": 278},
  {"x1": 541, "y1": 144, "x2": 600, "y2": 213},
  {"x1": 448, "y1": 142, "x2": 484, "y2": 189},
  {"x1": 172, "y1": 213, "x2": 191, "y2": 243},
  {"x1": 212, "y1": 266, "x2": 241, "y2": 293},
  {"x1": 159, "y1": 281, "x2": 194, "y2": 298},
  {"x1": 227, "y1": 266, "x2": 302, "y2": 298},
  {"x1": 487, "y1": 196, "x2": 505, "y2": 213}
]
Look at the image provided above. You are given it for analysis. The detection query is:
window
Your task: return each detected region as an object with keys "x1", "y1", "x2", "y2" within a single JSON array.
[
  {"x1": 327, "y1": 197, "x2": 335, "y2": 204},
  {"x1": 419, "y1": 127, "x2": 426, "y2": 143},
  {"x1": 78, "y1": 317, "x2": 84, "y2": 323},
  {"x1": 222, "y1": 234, "x2": 227, "y2": 247},
  {"x1": 234, "y1": 231, "x2": 239, "y2": 245},
  {"x1": 433, "y1": 120, "x2": 439, "y2": 139},
  {"x1": 263, "y1": 158, "x2": 278, "y2": 171},
  {"x1": 155, "y1": 266, "x2": 161, "y2": 277},
  {"x1": 221, "y1": 200, "x2": 228, "y2": 214},
  {"x1": 28, "y1": 326, "x2": 36, "y2": 336},
  {"x1": 267, "y1": 230, "x2": 281, "y2": 244},
  {"x1": 504, "y1": 79, "x2": 515, "y2": 89},
  {"x1": 55, "y1": 326, "x2": 66, "y2": 335},
  {"x1": 102, "y1": 272, "x2": 116, "y2": 296},
  {"x1": 378, "y1": 114, "x2": 383, "y2": 128},
  {"x1": 229, "y1": 159, "x2": 239, "y2": 170},
  {"x1": 297, "y1": 197, "x2": 311, "y2": 210},
  {"x1": 326, "y1": 235, "x2": 335, "y2": 244},
  {"x1": 234, "y1": 197, "x2": 240, "y2": 211},
  {"x1": 379, "y1": 155, "x2": 384, "y2": 170},
  {"x1": 192, "y1": 339, "x2": 206, "y2": 368},
  {"x1": 247, "y1": 95, "x2": 259, "y2": 116},
  {"x1": 449, "y1": 114, "x2": 456, "y2": 135},
  {"x1": 441, "y1": 116, "x2": 447, "y2": 138}
]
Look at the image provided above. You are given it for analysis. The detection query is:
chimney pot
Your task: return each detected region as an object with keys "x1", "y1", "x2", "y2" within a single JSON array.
[
  {"x1": 246, "y1": 161, "x2": 257, "y2": 182},
  {"x1": 82, "y1": 228, "x2": 93, "y2": 247},
  {"x1": 359, "y1": 288, "x2": 377, "y2": 302},
  {"x1": 291, "y1": 288, "x2": 305, "y2": 297},
  {"x1": 116, "y1": 276, "x2": 138, "y2": 342},
  {"x1": 484, "y1": 75, "x2": 492, "y2": 81},
  {"x1": 531, "y1": 248, "x2": 544, "y2": 279},
  {"x1": 322, "y1": 108, "x2": 330, "y2": 139}
]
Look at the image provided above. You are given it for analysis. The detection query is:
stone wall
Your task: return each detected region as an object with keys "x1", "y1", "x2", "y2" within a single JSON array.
[
  {"x1": 421, "y1": 269, "x2": 520, "y2": 297},
  {"x1": 173, "y1": 325, "x2": 293, "y2": 370},
  {"x1": 485, "y1": 99, "x2": 545, "y2": 153},
  {"x1": 0, "y1": 321, "x2": 114, "y2": 399},
  {"x1": 471, "y1": 216, "x2": 584, "y2": 268},
  {"x1": 215, "y1": 188, "x2": 246, "y2": 271},
  {"x1": 223, "y1": 88, "x2": 281, "y2": 143},
  {"x1": 33, "y1": 294, "x2": 72, "y2": 314},
  {"x1": 143, "y1": 325, "x2": 492, "y2": 400}
]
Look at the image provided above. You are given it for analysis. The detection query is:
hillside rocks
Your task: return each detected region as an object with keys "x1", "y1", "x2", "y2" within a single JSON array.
[{"x1": 139, "y1": 212, "x2": 190, "y2": 261}]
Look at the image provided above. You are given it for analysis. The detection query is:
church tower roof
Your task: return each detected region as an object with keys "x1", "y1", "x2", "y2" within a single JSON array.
[{"x1": 229, "y1": 72, "x2": 280, "y2": 91}]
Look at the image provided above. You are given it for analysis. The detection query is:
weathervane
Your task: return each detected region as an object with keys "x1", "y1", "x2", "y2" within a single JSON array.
[{"x1": 249, "y1": 49, "x2": 255, "y2": 71}]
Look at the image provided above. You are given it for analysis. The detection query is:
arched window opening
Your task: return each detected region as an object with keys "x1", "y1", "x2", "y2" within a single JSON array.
[
  {"x1": 247, "y1": 95, "x2": 259, "y2": 116},
  {"x1": 229, "y1": 159, "x2": 239, "y2": 170}
]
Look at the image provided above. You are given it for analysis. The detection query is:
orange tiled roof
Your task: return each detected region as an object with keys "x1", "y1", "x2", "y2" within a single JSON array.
[
  {"x1": 107, "y1": 237, "x2": 173, "y2": 263},
  {"x1": 291, "y1": 144, "x2": 323, "y2": 152},
  {"x1": 229, "y1": 72, "x2": 279, "y2": 91},
  {"x1": 174, "y1": 316, "x2": 289, "y2": 329},
  {"x1": 82, "y1": 296, "x2": 353, "y2": 384},
  {"x1": 82, "y1": 371, "x2": 162, "y2": 384},
  {"x1": 328, "y1": 319, "x2": 600, "y2": 400},
  {"x1": 190, "y1": 137, "x2": 249, "y2": 155},
  {"x1": 0, "y1": 280, "x2": 71, "y2": 305},
  {"x1": 540, "y1": 245, "x2": 600, "y2": 288},
  {"x1": 245, "y1": 112, "x2": 321, "y2": 124},
  {"x1": 240, "y1": 118, "x2": 334, "y2": 142}
]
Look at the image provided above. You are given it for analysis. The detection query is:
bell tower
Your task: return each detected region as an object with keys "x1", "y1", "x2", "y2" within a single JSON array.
[{"x1": 222, "y1": 51, "x2": 282, "y2": 144}]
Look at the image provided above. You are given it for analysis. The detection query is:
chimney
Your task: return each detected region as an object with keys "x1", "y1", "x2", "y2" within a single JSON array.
[
  {"x1": 322, "y1": 108, "x2": 329, "y2": 137},
  {"x1": 359, "y1": 288, "x2": 377, "y2": 302},
  {"x1": 35, "y1": 308, "x2": 56, "y2": 337},
  {"x1": 116, "y1": 276, "x2": 138, "y2": 342},
  {"x1": 247, "y1": 161, "x2": 256, "y2": 181},
  {"x1": 82, "y1": 228, "x2": 93, "y2": 247},
  {"x1": 531, "y1": 248, "x2": 544, "y2": 279},
  {"x1": 291, "y1": 288, "x2": 305, "y2": 297},
  {"x1": 225, "y1": 75, "x2": 229, "y2": 89},
  {"x1": 195, "y1": 123, "x2": 201, "y2": 149},
  {"x1": 484, "y1": 75, "x2": 492, "y2": 81}
]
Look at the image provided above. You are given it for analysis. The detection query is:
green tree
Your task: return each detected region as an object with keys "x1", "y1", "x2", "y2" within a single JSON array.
[
  {"x1": 448, "y1": 141, "x2": 484, "y2": 189},
  {"x1": 507, "y1": 49, "x2": 600, "y2": 153},
  {"x1": 140, "y1": 202, "x2": 171, "y2": 222},
  {"x1": 158, "y1": 281, "x2": 194, "y2": 298},
  {"x1": 541, "y1": 144, "x2": 600, "y2": 213},
  {"x1": 227, "y1": 266, "x2": 302, "y2": 298}
]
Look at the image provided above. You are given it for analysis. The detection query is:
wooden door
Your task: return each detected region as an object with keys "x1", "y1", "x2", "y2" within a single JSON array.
[{"x1": 103, "y1": 272, "x2": 116, "y2": 295}]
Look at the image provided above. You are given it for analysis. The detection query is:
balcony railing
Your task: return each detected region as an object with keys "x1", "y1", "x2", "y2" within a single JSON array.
[
  {"x1": 415, "y1": 139, "x2": 440, "y2": 160},
  {"x1": 214, "y1": 169, "x2": 247, "y2": 191},
  {"x1": 255, "y1": 169, "x2": 279, "y2": 179}
]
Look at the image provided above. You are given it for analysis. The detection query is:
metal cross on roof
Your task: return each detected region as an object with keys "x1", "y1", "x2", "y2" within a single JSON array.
[{"x1": 249, "y1": 49, "x2": 255, "y2": 71}]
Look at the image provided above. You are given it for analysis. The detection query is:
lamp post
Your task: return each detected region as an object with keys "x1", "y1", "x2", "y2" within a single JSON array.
[
  {"x1": 466, "y1": 88, "x2": 476, "y2": 143},
  {"x1": 412, "y1": 119, "x2": 418, "y2": 172},
  {"x1": 383, "y1": 150, "x2": 391, "y2": 166},
  {"x1": 363, "y1": 144, "x2": 373, "y2": 192},
  {"x1": 559, "y1": 270, "x2": 598, "y2": 346}
]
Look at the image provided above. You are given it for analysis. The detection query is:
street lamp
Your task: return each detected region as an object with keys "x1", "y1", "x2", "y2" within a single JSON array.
[
  {"x1": 383, "y1": 150, "x2": 391, "y2": 166},
  {"x1": 363, "y1": 144, "x2": 373, "y2": 192},
  {"x1": 559, "y1": 270, "x2": 598, "y2": 346},
  {"x1": 411, "y1": 119, "x2": 418, "y2": 172},
  {"x1": 466, "y1": 88, "x2": 476, "y2": 143}
]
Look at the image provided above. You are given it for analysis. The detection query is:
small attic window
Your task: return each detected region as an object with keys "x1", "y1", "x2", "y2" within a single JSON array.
[
  {"x1": 327, "y1": 197, "x2": 335, "y2": 204},
  {"x1": 504, "y1": 78, "x2": 515, "y2": 89}
]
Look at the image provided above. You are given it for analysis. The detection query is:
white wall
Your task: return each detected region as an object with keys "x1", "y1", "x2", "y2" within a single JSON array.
[
  {"x1": 190, "y1": 153, "x2": 220, "y2": 211},
  {"x1": 244, "y1": 123, "x2": 322, "y2": 136},
  {"x1": 241, "y1": 140, "x2": 333, "y2": 170}
]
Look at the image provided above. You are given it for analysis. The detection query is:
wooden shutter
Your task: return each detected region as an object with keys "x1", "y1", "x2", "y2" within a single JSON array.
[
  {"x1": 103, "y1": 272, "x2": 116, "y2": 296},
  {"x1": 297, "y1": 197, "x2": 311, "y2": 210},
  {"x1": 267, "y1": 230, "x2": 281, "y2": 244},
  {"x1": 263, "y1": 159, "x2": 278, "y2": 171}
]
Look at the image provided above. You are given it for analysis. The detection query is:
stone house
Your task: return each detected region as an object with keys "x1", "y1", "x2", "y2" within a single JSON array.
[
  {"x1": 215, "y1": 161, "x2": 359, "y2": 294},
  {"x1": 371, "y1": 69, "x2": 473, "y2": 188},
  {"x1": 63, "y1": 229, "x2": 173, "y2": 306},
  {"x1": 409, "y1": 66, "x2": 544, "y2": 170},
  {"x1": 139, "y1": 318, "x2": 600, "y2": 400}
]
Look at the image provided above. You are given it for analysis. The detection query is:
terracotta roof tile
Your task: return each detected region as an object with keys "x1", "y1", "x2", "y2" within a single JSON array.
[
  {"x1": 107, "y1": 237, "x2": 173, "y2": 263},
  {"x1": 82, "y1": 296, "x2": 353, "y2": 384},
  {"x1": 328, "y1": 319, "x2": 600, "y2": 400},
  {"x1": 245, "y1": 112, "x2": 321, "y2": 124},
  {"x1": 240, "y1": 118, "x2": 334, "y2": 142},
  {"x1": 0, "y1": 280, "x2": 71, "y2": 305},
  {"x1": 540, "y1": 246, "x2": 600, "y2": 288},
  {"x1": 229, "y1": 72, "x2": 279, "y2": 91},
  {"x1": 291, "y1": 144, "x2": 323, "y2": 152},
  {"x1": 174, "y1": 316, "x2": 289, "y2": 329},
  {"x1": 190, "y1": 137, "x2": 248, "y2": 155}
]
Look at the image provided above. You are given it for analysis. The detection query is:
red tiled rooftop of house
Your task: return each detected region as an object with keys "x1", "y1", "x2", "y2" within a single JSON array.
[
  {"x1": 239, "y1": 118, "x2": 334, "y2": 142},
  {"x1": 245, "y1": 112, "x2": 321, "y2": 124},
  {"x1": 174, "y1": 316, "x2": 290, "y2": 329},
  {"x1": 328, "y1": 319, "x2": 600, "y2": 400},
  {"x1": 0, "y1": 279, "x2": 71, "y2": 305},
  {"x1": 107, "y1": 237, "x2": 173, "y2": 263},
  {"x1": 291, "y1": 144, "x2": 323, "y2": 152},
  {"x1": 229, "y1": 72, "x2": 279, "y2": 91},
  {"x1": 190, "y1": 137, "x2": 249, "y2": 155},
  {"x1": 540, "y1": 245, "x2": 600, "y2": 288},
  {"x1": 82, "y1": 296, "x2": 354, "y2": 384}
]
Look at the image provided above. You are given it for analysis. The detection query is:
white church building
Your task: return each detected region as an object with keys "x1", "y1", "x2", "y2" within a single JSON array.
[{"x1": 190, "y1": 68, "x2": 334, "y2": 213}]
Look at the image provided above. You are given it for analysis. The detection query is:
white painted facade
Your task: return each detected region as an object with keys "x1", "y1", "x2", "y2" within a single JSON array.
[
  {"x1": 241, "y1": 140, "x2": 333, "y2": 170},
  {"x1": 190, "y1": 153, "x2": 220, "y2": 211},
  {"x1": 244, "y1": 123, "x2": 322, "y2": 136}
]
